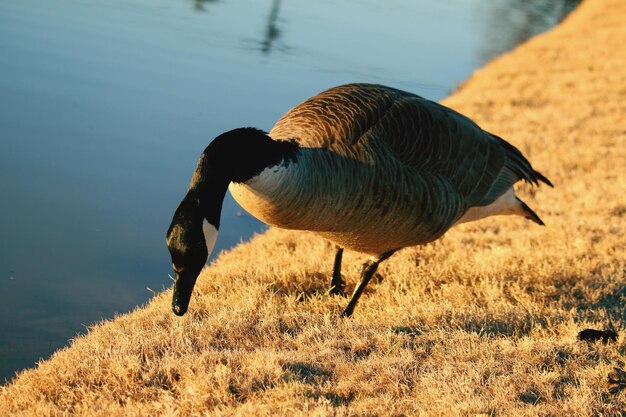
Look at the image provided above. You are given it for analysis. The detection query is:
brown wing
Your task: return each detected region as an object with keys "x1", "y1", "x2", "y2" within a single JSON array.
[{"x1": 270, "y1": 83, "x2": 550, "y2": 210}]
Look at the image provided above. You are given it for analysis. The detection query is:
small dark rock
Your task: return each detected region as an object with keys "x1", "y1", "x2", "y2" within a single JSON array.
[{"x1": 578, "y1": 328, "x2": 618, "y2": 344}]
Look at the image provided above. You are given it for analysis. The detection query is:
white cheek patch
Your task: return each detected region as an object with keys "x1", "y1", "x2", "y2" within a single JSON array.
[{"x1": 202, "y1": 219, "x2": 218, "y2": 264}]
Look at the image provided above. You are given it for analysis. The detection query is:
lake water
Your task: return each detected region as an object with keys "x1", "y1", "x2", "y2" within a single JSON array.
[{"x1": 0, "y1": 0, "x2": 577, "y2": 383}]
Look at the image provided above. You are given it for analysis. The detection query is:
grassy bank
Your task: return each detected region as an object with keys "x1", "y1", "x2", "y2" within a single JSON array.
[{"x1": 2, "y1": 0, "x2": 626, "y2": 415}]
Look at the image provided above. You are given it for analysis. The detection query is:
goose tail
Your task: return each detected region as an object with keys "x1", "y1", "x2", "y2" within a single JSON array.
[
  {"x1": 490, "y1": 133, "x2": 554, "y2": 188},
  {"x1": 516, "y1": 197, "x2": 545, "y2": 226},
  {"x1": 533, "y1": 170, "x2": 553, "y2": 188}
]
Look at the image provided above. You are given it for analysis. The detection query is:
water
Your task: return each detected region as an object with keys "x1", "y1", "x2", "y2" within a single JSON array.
[{"x1": 0, "y1": 0, "x2": 577, "y2": 383}]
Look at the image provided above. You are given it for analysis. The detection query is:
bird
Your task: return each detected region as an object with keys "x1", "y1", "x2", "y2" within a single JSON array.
[{"x1": 166, "y1": 83, "x2": 552, "y2": 317}]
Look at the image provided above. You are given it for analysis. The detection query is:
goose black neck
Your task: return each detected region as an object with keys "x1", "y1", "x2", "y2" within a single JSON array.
[{"x1": 188, "y1": 127, "x2": 299, "y2": 228}]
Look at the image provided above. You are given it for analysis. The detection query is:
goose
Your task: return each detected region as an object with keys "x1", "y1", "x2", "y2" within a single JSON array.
[{"x1": 166, "y1": 83, "x2": 552, "y2": 317}]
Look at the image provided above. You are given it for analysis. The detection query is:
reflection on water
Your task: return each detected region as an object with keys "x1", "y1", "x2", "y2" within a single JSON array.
[
  {"x1": 0, "y1": 0, "x2": 577, "y2": 383},
  {"x1": 192, "y1": 0, "x2": 219, "y2": 13},
  {"x1": 475, "y1": 0, "x2": 579, "y2": 63},
  {"x1": 261, "y1": 0, "x2": 283, "y2": 55}
]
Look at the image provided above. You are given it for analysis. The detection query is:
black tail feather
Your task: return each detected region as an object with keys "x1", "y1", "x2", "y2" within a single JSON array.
[
  {"x1": 516, "y1": 197, "x2": 545, "y2": 226},
  {"x1": 534, "y1": 170, "x2": 553, "y2": 188},
  {"x1": 490, "y1": 133, "x2": 554, "y2": 188}
]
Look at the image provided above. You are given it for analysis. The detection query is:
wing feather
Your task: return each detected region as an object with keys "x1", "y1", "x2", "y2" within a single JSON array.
[{"x1": 270, "y1": 83, "x2": 550, "y2": 218}]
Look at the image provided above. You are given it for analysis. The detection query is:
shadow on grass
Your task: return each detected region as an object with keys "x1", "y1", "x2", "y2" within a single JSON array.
[
  {"x1": 531, "y1": 272, "x2": 626, "y2": 324},
  {"x1": 268, "y1": 271, "x2": 332, "y2": 300},
  {"x1": 282, "y1": 362, "x2": 354, "y2": 407},
  {"x1": 266, "y1": 264, "x2": 625, "y2": 336},
  {"x1": 283, "y1": 362, "x2": 331, "y2": 384},
  {"x1": 393, "y1": 311, "x2": 547, "y2": 339},
  {"x1": 577, "y1": 283, "x2": 626, "y2": 324}
]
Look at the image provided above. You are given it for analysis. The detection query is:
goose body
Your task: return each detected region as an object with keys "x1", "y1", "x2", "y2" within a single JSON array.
[
  {"x1": 167, "y1": 83, "x2": 552, "y2": 316},
  {"x1": 229, "y1": 83, "x2": 548, "y2": 254}
]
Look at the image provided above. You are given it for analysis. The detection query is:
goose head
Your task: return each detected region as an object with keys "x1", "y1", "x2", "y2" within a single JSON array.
[{"x1": 166, "y1": 128, "x2": 298, "y2": 316}]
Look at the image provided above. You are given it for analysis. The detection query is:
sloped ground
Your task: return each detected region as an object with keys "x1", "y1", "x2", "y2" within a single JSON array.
[{"x1": 2, "y1": 0, "x2": 625, "y2": 415}]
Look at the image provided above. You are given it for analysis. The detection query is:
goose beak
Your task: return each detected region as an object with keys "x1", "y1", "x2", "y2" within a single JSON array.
[{"x1": 172, "y1": 270, "x2": 198, "y2": 316}]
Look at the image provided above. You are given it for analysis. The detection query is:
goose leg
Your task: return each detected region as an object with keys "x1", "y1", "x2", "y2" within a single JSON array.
[
  {"x1": 329, "y1": 247, "x2": 345, "y2": 296},
  {"x1": 341, "y1": 250, "x2": 396, "y2": 317}
]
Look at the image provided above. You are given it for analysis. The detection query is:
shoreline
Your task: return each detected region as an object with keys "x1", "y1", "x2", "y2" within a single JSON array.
[{"x1": 2, "y1": 0, "x2": 625, "y2": 415}]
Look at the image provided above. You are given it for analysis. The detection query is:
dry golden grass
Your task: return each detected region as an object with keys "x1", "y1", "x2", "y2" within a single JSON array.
[{"x1": 2, "y1": 0, "x2": 626, "y2": 415}]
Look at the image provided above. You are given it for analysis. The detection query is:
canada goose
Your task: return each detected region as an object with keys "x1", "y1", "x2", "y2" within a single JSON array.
[{"x1": 166, "y1": 83, "x2": 552, "y2": 317}]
